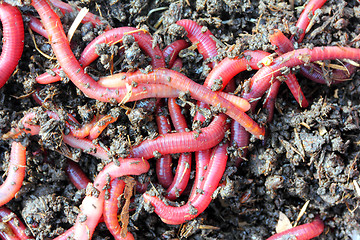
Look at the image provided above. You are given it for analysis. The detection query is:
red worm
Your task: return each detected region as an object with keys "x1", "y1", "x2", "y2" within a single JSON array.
[
  {"x1": 0, "y1": 3, "x2": 24, "y2": 89},
  {"x1": 173, "y1": 23, "x2": 236, "y2": 123},
  {"x1": 88, "y1": 115, "x2": 118, "y2": 140},
  {"x1": 269, "y1": 30, "x2": 309, "y2": 108},
  {"x1": 166, "y1": 98, "x2": 191, "y2": 200},
  {"x1": 163, "y1": 39, "x2": 190, "y2": 68},
  {"x1": 0, "y1": 223, "x2": 20, "y2": 240},
  {"x1": 193, "y1": 50, "x2": 269, "y2": 123},
  {"x1": 272, "y1": 29, "x2": 354, "y2": 86},
  {"x1": 266, "y1": 216, "x2": 324, "y2": 240},
  {"x1": 168, "y1": 98, "x2": 188, "y2": 133},
  {"x1": 32, "y1": 0, "x2": 174, "y2": 104},
  {"x1": 104, "y1": 179, "x2": 135, "y2": 240},
  {"x1": 65, "y1": 160, "x2": 90, "y2": 190},
  {"x1": 73, "y1": 158, "x2": 149, "y2": 239},
  {"x1": 188, "y1": 149, "x2": 210, "y2": 201},
  {"x1": 129, "y1": 114, "x2": 228, "y2": 159},
  {"x1": 16, "y1": 112, "x2": 110, "y2": 160},
  {"x1": 290, "y1": 0, "x2": 327, "y2": 43},
  {"x1": 0, "y1": 142, "x2": 26, "y2": 207},
  {"x1": 143, "y1": 142, "x2": 228, "y2": 225},
  {"x1": 50, "y1": 0, "x2": 111, "y2": 29},
  {"x1": 230, "y1": 121, "x2": 249, "y2": 166},
  {"x1": 36, "y1": 26, "x2": 165, "y2": 84},
  {"x1": 98, "y1": 69, "x2": 264, "y2": 138},
  {"x1": 57, "y1": 114, "x2": 227, "y2": 162},
  {"x1": 176, "y1": 19, "x2": 218, "y2": 68},
  {"x1": 27, "y1": 14, "x2": 48, "y2": 38},
  {"x1": 155, "y1": 101, "x2": 174, "y2": 189},
  {"x1": 244, "y1": 46, "x2": 360, "y2": 109},
  {"x1": 0, "y1": 207, "x2": 34, "y2": 239},
  {"x1": 171, "y1": 58, "x2": 183, "y2": 70},
  {"x1": 99, "y1": 77, "x2": 250, "y2": 112},
  {"x1": 262, "y1": 79, "x2": 281, "y2": 122}
]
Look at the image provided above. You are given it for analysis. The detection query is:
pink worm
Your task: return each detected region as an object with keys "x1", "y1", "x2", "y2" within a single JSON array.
[
  {"x1": 188, "y1": 149, "x2": 211, "y2": 201},
  {"x1": 36, "y1": 26, "x2": 165, "y2": 84},
  {"x1": 290, "y1": 0, "x2": 327, "y2": 43},
  {"x1": 155, "y1": 101, "x2": 174, "y2": 189},
  {"x1": 32, "y1": 0, "x2": 176, "y2": 104},
  {"x1": 262, "y1": 79, "x2": 281, "y2": 123},
  {"x1": 0, "y1": 142, "x2": 26, "y2": 207},
  {"x1": 104, "y1": 179, "x2": 134, "y2": 240},
  {"x1": 143, "y1": 142, "x2": 228, "y2": 225},
  {"x1": 88, "y1": 115, "x2": 118, "y2": 140},
  {"x1": 266, "y1": 216, "x2": 324, "y2": 240},
  {"x1": 129, "y1": 114, "x2": 228, "y2": 159},
  {"x1": 193, "y1": 50, "x2": 270, "y2": 123},
  {"x1": 0, "y1": 207, "x2": 34, "y2": 239},
  {"x1": 269, "y1": 30, "x2": 309, "y2": 108},
  {"x1": 98, "y1": 69, "x2": 262, "y2": 138},
  {"x1": 27, "y1": 14, "x2": 48, "y2": 38},
  {"x1": 174, "y1": 20, "x2": 219, "y2": 123},
  {"x1": 163, "y1": 39, "x2": 190, "y2": 68},
  {"x1": 69, "y1": 158, "x2": 150, "y2": 240},
  {"x1": 244, "y1": 46, "x2": 360, "y2": 110},
  {"x1": 65, "y1": 160, "x2": 90, "y2": 190},
  {"x1": 0, "y1": 2, "x2": 24, "y2": 89},
  {"x1": 271, "y1": 29, "x2": 354, "y2": 87},
  {"x1": 50, "y1": 0, "x2": 111, "y2": 29},
  {"x1": 166, "y1": 98, "x2": 192, "y2": 200},
  {"x1": 176, "y1": 19, "x2": 218, "y2": 68}
]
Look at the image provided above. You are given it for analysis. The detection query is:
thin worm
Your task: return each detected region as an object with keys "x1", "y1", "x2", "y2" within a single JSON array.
[
  {"x1": 166, "y1": 98, "x2": 191, "y2": 200},
  {"x1": 98, "y1": 69, "x2": 264, "y2": 138},
  {"x1": 0, "y1": 2, "x2": 24, "y2": 89},
  {"x1": 0, "y1": 207, "x2": 34, "y2": 239},
  {"x1": 266, "y1": 216, "x2": 324, "y2": 240},
  {"x1": 0, "y1": 142, "x2": 26, "y2": 207},
  {"x1": 272, "y1": 29, "x2": 354, "y2": 86},
  {"x1": 244, "y1": 46, "x2": 360, "y2": 110},
  {"x1": 193, "y1": 50, "x2": 269, "y2": 123},
  {"x1": 65, "y1": 160, "x2": 90, "y2": 190},
  {"x1": 204, "y1": 50, "x2": 271, "y2": 91},
  {"x1": 262, "y1": 79, "x2": 281, "y2": 123},
  {"x1": 155, "y1": 101, "x2": 174, "y2": 189},
  {"x1": 163, "y1": 39, "x2": 190, "y2": 68},
  {"x1": 230, "y1": 122, "x2": 249, "y2": 166},
  {"x1": 269, "y1": 30, "x2": 308, "y2": 107},
  {"x1": 143, "y1": 143, "x2": 228, "y2": 225},
  {"x1": 88, "y1": 115, "x2": 118, "y2": 140},
  {"x1": 188, "y1": 149, "x2": 210, "y2": 201},
  {"x1": 290, "y1": 0, "x2": 327, "y2": 42},
  {"x1": 27, "y1": 14, "x2": 48, "y2": 38},
  {"x1": 176, "y1": 19, "x2": 218, "y2": 68},
  {"x1": 50, "y1": 0, "x2": 111, "y2": 29},
  {"x1": 104, "y1": 179, "x2": 135, "y2": 240},
  {"x1": 129, "y1": 114, "x2": 228, "y2": 159},
  {"x1": 36, "y1": 26, "x2": 165, "y2": 84},
  {"x1": 73, "y1": 158, "x2": 150, "y2": 239}
]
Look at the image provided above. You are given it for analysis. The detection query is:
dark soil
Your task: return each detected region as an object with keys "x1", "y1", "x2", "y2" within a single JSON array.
[{"x1": 1, "y1": 0, "x2": 360, "y2": 239}]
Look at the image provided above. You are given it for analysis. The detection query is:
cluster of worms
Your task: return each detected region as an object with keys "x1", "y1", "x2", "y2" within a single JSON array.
[{"x1": 1, "y1": 0, "x2": 359, "y2": 239}]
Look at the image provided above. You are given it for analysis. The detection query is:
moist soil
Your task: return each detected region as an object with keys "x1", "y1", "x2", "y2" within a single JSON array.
[{"x1": 0, "y1": 0, "x2": 360, "y2": 239}]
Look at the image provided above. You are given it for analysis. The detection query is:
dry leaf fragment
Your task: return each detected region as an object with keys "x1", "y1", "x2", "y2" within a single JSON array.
[{"x1": 275, "y1": 211, "x2": 292, "y2": 233}]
